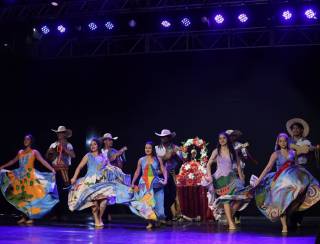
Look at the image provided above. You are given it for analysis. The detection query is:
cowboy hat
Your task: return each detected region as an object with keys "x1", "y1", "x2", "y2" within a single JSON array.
[
  {"x1": 51, "y1": 126, "x2": 72, "y2": 138},
  {"x1": 155, "y1": 129, "x2": 176, "y2": 137},
  {"x1": 100, "y1": 133, "x2": 118, "y2": 141},
  {"x1": 225, "y1": 129, "x2": 242, "y2": 138},
  {"x1": 286, "y1": 118, "x2": 310, "y2": 137}
]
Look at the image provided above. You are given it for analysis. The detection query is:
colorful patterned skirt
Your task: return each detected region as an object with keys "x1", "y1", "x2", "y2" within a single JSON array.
[
  {"x1": 254, "y1": 162, "x2": 320, "y2": 221},
  {"x1": 208, "y1": 171, "x2": 251, "y2": 220},
  {"x1": 68, "y1": 166, "x2": 158, "y2": 220},
  {"x1": 0, "y1": 168, "x2": 59, "y2": 219}
]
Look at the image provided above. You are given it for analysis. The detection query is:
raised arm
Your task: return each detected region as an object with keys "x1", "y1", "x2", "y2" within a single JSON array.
[
  {"x1": 255, "y1": 152, "x2": 277, "y2": 186},
  {"x1": 131, "y1": 158, "x2": 142, "y2": 186},
  {"x1": 158, "y1": 157, "x2": 168, "y2": 184},
  {"x1": 34, "y1": 150, "x2": 56, "y2": 173},
  {"x1": 109, "y1": 147, "x2": 127, "y2": 161},
  {"x1": 206, "y1": 149, "x2": 218, "y2": 181},
  {"x1": 70, "y1": 154, "x2": 89, "y2": 184},
  {"x1": 0, "y1": 153, "x2": 19, "y2": 170}
]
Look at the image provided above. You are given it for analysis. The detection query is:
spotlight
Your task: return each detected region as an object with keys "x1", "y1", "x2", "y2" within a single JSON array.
[
  {"x1": 105, "y1": 21, "x2": 114, "y2": 30},
  {"x1": 88, "y1": 22, "x2": 98, "y2": 31},
  {"x1": 282, "y1": 10, "x2": 293, "y2": 20},
  {"x1": 238, "y1": 13, "x2": 248, "y2": 23},
  {"x1": 51, "y1": 1, "x2": 58, "y2": 6},
  {"x1": 128, "y1": 19, "x2": 137, "y2": 28},
  {"x1": 57, "y1": 25, "x2": 66, "y2": 33},
  {"x1": 161, "y1": 20, "x2": 171, "y2": 28},
  {"x1": 214, "y1": 14, "x2": 224, "y2": 24},
  {"x1": 41, "y1": 25, "x2": 50, "y2": 34},
  {"x1": 181, "y1": 17, "x2": 191, "y2": 27},
  {"x1": 305, "y1": 9, "x2": 316, "y2": 19}
]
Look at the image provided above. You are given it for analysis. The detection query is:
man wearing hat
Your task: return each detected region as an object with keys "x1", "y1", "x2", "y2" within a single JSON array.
[
  {"x1": 46, "y1": 126, "x2": 75, "y2": 218},
  {"x1": 155, "y1": 129, "x2": 183, "y2": 223},
  {"x1": 286, "y1": 118, "x2": 314, "y2": 227},
  {"x1": 286, "y1": 118, "x2": 313, "y2": 166},
  {"x1": 100, "y1": 133, "x2": 127, "y2": 169}
]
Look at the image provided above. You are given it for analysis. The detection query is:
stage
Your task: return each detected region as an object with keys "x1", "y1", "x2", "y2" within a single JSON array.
[{"x1": 0, "y1": 214, "x2": 318, "y2": 244}]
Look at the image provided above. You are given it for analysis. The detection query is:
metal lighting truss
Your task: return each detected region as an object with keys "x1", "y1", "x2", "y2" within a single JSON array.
[{"x1": 30, "y1": 25, "x2": 320, "y2": 58}]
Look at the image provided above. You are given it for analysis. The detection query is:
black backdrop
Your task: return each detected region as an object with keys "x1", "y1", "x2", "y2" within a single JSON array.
[{"x1": 1, "y1": 46, "x2": 320, "y2": 216}]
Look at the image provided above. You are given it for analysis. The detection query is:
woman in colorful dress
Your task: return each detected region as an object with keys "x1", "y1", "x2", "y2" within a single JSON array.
[
  {"x1": 206, "y1": 132, "x2": 249, "y2": 230},
  {"x1": 69, "y1": 138, "x2": 116, "y2": 227},
  {"x1": 252, "y1": 133, "x2": 320, "y2": 233},
  {"x1": 131, "y1": 141, "x2": 168, "y2": 229},
  {"x1": 0, "y1": 134, "x2": 58, "y2": 224}
]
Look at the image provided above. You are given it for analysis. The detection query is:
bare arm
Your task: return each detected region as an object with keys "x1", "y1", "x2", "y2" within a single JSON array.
[
  {"x1": 158, "y1": 157, "x2": 168, "y2": 184},
  {"x1": 131, "y1": 158, "x2": 142, "y2": 186},
  {"x1": 34, "y1": 150, "x2": 55, "y2": 173},
  {"x1": 70, "y1": 154, "x2": 89, "y2": 184},
  {"x1": 206, "y1": 149, "x2": 218, "y2": 181},
  {"x1": 255, "y1": 152, "x2": 277, "y2": 186},
  {"x1": 0, "y1": 153, "x2": 19, "y2": 170}
]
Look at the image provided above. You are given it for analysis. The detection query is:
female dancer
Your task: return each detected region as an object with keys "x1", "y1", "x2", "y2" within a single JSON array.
[
  {"x1": 252, "y1": 133, "x2": 320, "y2": 233},
  {"x1": 206, "y1": 132, "x2": 249, "y2": 230},
  {"x1": 69, "y1": 138, "x2": 156, "y2": 227},
  {"x1": 69, "y1": 138, "x2": 115, "y2": 227},
  {"x1": 0, "y1": 134, "x2": 58, "y2": 224},
  {"x1": 131, "y1": 141, "x2": 167, "y2": 229}
]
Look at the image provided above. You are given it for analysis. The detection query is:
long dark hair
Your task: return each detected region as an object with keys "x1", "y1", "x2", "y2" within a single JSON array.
[
  {"x1": 90, "y1": 138, "x2": 102, "y2": 152},
  {"x1": 145, "y1": 140, "x2": 156, "y2": 157},
  {"x1": 217, "y1": 132, "x2": 237, "y2": 164}
]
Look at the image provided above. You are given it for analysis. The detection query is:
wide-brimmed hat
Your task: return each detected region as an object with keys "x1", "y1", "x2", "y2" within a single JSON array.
[
  {"x1": 100, "y1": 133, "x2": 118, "y2": 141},
  {"x1": 51, "y1": 126, "x2": 72, "y2": 138},
  {"x1": 286, "y1": 118, "x2": 310, "y2": 137},
  {"x1": 225, "y1": 129, "x2": 242, "y2": 138},
  {"x1": 155, "y1": 129, "x2": 176, "y2": 138}
]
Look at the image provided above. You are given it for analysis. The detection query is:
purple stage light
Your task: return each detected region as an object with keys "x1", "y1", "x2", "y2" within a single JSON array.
[
  {"x1": 214, "y1": 14, "x2": 224, "y2": 24},
  {"x1": 282, "y1": 10, "x2": 293, "y2": 20},
  {"x1": 305, "y1": 9, "x2": 316, "y2": 19},
  {"x1": 57, "y1": 25, "x2": 66, "y2": 33},
  {"x1": 161, "y1": 20, "x2": 171, "y2": 28},
  {"x1": 88, "y1": 22, "x2": 98, "y2": 31},
  {"x1": 181, "y1": 17, "x2": 191, "y2": 27},
  {"x1": 105, "y1": 21, "x2": 114, "y2": 30},
  {"x1": 238, "y1": 13, "x2": 248, "y2": 23},
  {"x1": 41, "y1": 25, "x2": 50, "y2": 34}
]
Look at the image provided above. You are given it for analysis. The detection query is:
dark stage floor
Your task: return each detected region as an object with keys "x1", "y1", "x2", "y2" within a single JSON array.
[{"x1": 0, "y1": 214, "x2": 319, "y2": 244}]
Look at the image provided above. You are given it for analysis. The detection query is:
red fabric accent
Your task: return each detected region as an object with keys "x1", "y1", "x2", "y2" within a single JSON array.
[
  {"x1": 273, "y1": 160, "x2": 293, "y2": 183},
  {"x1": 177, "y1": 185, "x2": 214, "y2": 221}
]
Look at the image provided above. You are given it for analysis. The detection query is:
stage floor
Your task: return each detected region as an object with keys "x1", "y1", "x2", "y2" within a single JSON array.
[{"x1": 0, "y1": 214, "x2": 319, "y2": 244}]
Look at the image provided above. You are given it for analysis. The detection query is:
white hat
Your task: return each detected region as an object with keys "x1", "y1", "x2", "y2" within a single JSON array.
[
  {"x1": 155, "y1": 129, "x2": 176, "y2": 137},
  {"x1": 100, "y1": 133, "x2": 118, "y2": 141},
  {"x1": 286, "y1": 118, "x2": 310, "y2": 138},
  {"x1": 51, "y1": 126, "x2": 72, "y2": 138},
  {"x1": 225, "y1": 129, "x2": 242, "y2": 138}
]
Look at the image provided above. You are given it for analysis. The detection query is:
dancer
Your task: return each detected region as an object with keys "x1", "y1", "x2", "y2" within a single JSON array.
[
  {"x1": 131, "y1": 141, "x2": 167, "y2": 229},
  {"x1": 252, "y1": 133, "x2": 320, "y2": 233},
  {"x1": 0, "y1": 134, "x2": 58, "y2": 224},
  {"x1": 69, "y1": 138, "x2": 115, "y2": 227},
  {"x1": 101, "y1": 133, "x2": 127, "y2": 169},
  {"x1": 69, "y1": 138, "x2": 156, "y2": 227},
  {"x1": 155, "y1": 129, "x2": 183, "y2": 223},
  {"x1": 225, "y1": 129, "x2": 258, "y2": 224},
  {"x1": 206, "y1": 132, "x2": 248, "y2": 230}
]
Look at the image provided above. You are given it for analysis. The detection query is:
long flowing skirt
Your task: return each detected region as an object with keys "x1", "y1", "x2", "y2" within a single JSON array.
[
  {"x1": 254, "y1": 163, "x2": 320, "y2": 221},
  {"x1": 0, "y1": 168, "x2": 59, "y2": 219},
  {"x1": 208, "y1": 171, "x2": 251, "y2": 220}
]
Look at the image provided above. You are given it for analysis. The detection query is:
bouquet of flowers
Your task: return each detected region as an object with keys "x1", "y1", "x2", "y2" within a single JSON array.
[{"x1": 177, "y1": 137, "x2": 208, "y2": 186}]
